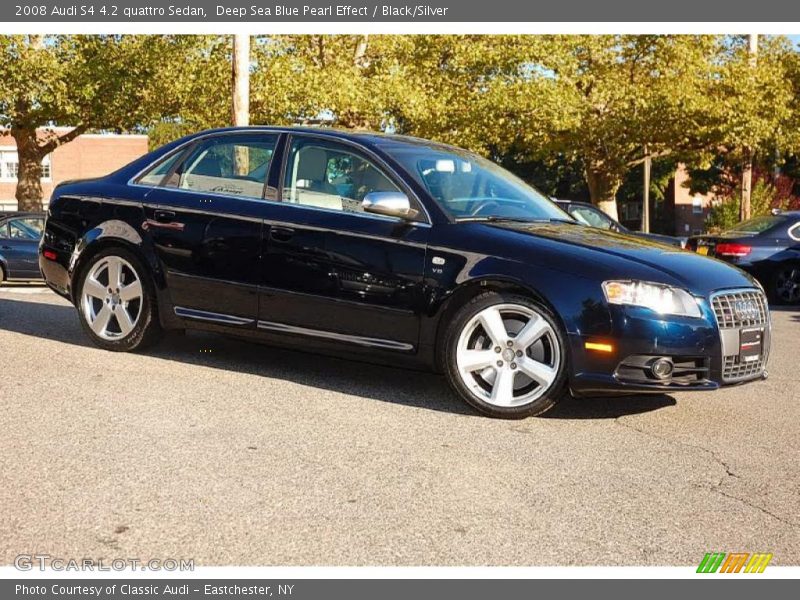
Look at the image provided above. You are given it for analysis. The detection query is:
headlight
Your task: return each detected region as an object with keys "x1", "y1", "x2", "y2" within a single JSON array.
[{"x1": 602, "y1": 280, "x2": 702, "y2": 318}]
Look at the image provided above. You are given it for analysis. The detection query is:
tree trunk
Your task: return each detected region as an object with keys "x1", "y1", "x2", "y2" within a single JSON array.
[
  {"x1": 585, "y1": 167, "x2": 622, "y2": 221},
  {"x1": 12, "y1": 128, "x2": 45, "y2": 212},
  {"x1": 740, "y1": 150, "x2": 753, "y2": 222},
  {"x1": 231, "y1": 34, "x2": 250, "y2": 175}
]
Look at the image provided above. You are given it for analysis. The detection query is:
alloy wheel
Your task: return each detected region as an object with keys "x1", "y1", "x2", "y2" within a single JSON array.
[
  {"x1": 81, "y1": 256, "x2": 144, "y2": 340},
  {"x1": 775, "y1": 267, "x2": 800, "y2": 304},
  {"x1": 455, "y1": 303, "x2": 561, "y2": 408}
]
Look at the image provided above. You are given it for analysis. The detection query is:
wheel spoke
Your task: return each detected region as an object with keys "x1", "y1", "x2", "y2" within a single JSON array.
[
  {"x1": 119, "y1": 279, "x2": 142, "y2": 302},
  {"x1": 83, "y1": 277, "x2": 107, "y2": 300},
  {"x1": 478, "y1": 307, "x2": 508, "y2": 346},
  {"x1": 490, "y1": 368, "x2": 516, "y2": 406},
  {"x1": 514, "y1": 316, "x2": 551, "y2": 350},
  {"x1": 459, "y1": 349, "x2": 497, "y2": 372},
  {"x1": 516, "y1": 356, "x2": 556, "y2": 387},
  {"x1": 91, "y1": 304, "x2": 113, "y2": 335},
  {"x1": 116, "y1": 306, "x2": 135, "y2": 336},
  {"x1": 106, "y1": 258, "x2": 122, "y2": 289}
]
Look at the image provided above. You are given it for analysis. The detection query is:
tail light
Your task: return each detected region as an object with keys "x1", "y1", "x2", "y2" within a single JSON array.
[{"x1": 715, "y1": 243, "x2": 752, "y2": 257}]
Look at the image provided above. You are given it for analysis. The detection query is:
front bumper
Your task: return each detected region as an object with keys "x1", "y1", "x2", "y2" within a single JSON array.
[{"x1": 568, "y1": 287, "x2": 770, "y2": 396}]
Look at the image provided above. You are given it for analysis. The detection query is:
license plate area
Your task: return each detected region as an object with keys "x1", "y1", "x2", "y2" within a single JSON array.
[{"x1": 739, "y1": 327, "x2": 763, "y2": 363}]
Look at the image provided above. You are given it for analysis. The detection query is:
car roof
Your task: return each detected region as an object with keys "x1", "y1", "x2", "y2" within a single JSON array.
[{"x1": 186, "y1": 126, "x2": 470, "y2": 154}]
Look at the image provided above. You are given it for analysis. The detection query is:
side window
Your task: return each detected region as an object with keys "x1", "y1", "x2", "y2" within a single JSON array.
[
  {"x1": 569, "y1": 206, "x2": 613, "y2": 230},
  {"x1": 169, "y1": 135, "x2": 278, "y2": 199},
  {"x1": 8, "y1": 218, "x2": 43, "y2": 240},
  {"x1": 283, "y1": 138, "x2": 402, "y2": 214},
  {"x1": 136, "y1": 151, "x2": 184, "y2": 186},
  {"x1": 0, "y1": 222, "x2": 8, "y2": 238}
]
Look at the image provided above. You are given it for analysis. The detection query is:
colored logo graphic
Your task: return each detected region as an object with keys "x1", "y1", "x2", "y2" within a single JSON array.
[{"x1": 697, "y1": 552, "x2": 773, "y2": 573}]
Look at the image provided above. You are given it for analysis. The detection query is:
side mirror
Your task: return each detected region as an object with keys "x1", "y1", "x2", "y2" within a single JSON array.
[{"x1": 362, "y1": 192, "x2": 419, "y2": 220}]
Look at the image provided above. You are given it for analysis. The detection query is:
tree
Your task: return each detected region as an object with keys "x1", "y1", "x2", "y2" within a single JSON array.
[{"x1": 0, "y1": 35, "x2": 203, "y2": 210}]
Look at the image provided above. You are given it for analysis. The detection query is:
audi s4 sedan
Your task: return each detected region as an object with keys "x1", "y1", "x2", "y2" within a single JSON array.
[
  {"x1": 688, "y1": 212, "x2": 800, "y2": 305},
  {"x1": 39, "y1": 127, "x2": 771, "y2": 418}
]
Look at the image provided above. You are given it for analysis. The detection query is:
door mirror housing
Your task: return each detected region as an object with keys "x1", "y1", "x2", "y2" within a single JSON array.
[{"x1": 362, "y1": 192, "x2": 419, "y2": 220}]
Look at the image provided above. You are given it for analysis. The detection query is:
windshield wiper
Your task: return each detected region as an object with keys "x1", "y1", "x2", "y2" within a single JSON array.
[{"x1": 456, "y1": 216, "x2": 548, "y2": 223}]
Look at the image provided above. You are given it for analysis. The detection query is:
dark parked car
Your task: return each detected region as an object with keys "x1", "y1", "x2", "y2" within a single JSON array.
[
  {"x1": 554, "y1": 199, "x2": 685, "y2": 248},
  {"x1": 0, "y1": 212, "x2": 45, "y2": 284},
  {"x1": 688, "y1": 212, "x2": 800, "y2": 305},
  {"x1": 39, "y1": 127, "x2": 769, "y2": 418}
]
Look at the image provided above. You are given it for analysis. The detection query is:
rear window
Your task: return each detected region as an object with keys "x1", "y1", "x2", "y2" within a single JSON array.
[{"x1": 726, "y1": 216, "x2": 783, "y2": 235}]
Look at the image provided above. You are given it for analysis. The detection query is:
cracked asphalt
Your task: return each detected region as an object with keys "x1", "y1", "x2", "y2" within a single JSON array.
[{"x1": 0, "y1": 286, "x2": 798, "y2": 566}]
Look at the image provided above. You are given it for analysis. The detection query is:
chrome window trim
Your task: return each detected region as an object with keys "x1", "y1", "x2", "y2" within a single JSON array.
[
  {"x1": 128, "y1": 128, "x2": 434, "y2": 227},
  {"x1": 788, "y1": 221, "x2": 800, "y2": 242}
]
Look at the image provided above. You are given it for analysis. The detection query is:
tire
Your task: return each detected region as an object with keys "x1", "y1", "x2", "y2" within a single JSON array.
[
  {"x1": 442, "y1": 291, "x2": 568, "y2": 419},
  {"x1": 769, "y1": 264, "x2": 800, "y2": 306},
  {"x1": 0, "y1": 263, "x2": 5, "y2": 286},
  {"x1": 75, "y1": 247, "x2": 162, "y2": 352}
]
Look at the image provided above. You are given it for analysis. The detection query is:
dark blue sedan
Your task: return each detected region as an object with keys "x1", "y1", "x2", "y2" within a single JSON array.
[
  {"x1": 38, "y1": 127, "x2": 770, "y2": 418},
  {"x1": 0, "y1": 212, "x2": 45, "y2": 284},
  {"x1": 688, "y1": 211, "x2": 800, "y2": 304}
]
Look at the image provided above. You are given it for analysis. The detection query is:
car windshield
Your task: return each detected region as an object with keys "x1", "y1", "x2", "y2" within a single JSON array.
[
  {"x1": 726, "y1": 215, "x2": 783, "y2": 235},
  {"x1": 385, "y1": 144, "x2": 570, "y2": 222}
]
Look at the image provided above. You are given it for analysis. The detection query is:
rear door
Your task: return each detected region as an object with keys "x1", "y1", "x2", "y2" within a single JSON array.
[
  {"x1": 138, "y1": 132, "x2": 280, "y2": 327},
  {"x1": 258, "y1": 135, "x2": 429, "y2": 351},
  {"x1": 1, "y1": 217, "x2": 43, "y2": 278}
]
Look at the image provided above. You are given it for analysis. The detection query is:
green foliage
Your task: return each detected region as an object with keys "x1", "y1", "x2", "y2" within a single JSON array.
[{"x1": 707, "y1": 178, "x2": 791, "y2": 231}]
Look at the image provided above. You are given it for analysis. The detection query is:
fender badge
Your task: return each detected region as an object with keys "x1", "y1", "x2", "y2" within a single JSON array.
[{"x1": 432, "y1": 256, "x2": 446, "y2": 265}]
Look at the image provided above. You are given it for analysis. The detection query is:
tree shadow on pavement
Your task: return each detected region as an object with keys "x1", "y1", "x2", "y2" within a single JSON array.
[{"x1": 0, "y1": 293, "x2": 677, "y2": 420}]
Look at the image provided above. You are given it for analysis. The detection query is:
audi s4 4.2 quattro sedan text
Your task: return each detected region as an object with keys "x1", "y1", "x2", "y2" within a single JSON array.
[{"x1": 39, "y1": 128, "x2": 771, "y2": 418}]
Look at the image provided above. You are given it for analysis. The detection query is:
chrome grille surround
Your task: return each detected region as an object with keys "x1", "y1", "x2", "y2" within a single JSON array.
[{"x1": 710, "y1": 288, "x2": 770, "y2": 383}]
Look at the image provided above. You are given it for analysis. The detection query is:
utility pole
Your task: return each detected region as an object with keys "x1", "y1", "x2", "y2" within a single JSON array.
[
  {"x1": 642, "y1": 146, "x2": 651, "y2": 233},
  {"x1": 231, "y1": 34, "x2": 250, "y2": 174},
  {"x1": 740, "y1": 34, "x2": 758, "y2": 222}
]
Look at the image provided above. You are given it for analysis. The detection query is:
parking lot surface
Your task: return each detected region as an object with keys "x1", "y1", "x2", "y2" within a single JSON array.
[{"x1": 1, "y1": 286, "x2": 798, "y2": 566}]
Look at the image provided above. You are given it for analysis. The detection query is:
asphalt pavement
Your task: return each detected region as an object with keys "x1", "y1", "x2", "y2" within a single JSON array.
[{"x1": 0, "y1": 285, "x2": 798, "y2": 566}]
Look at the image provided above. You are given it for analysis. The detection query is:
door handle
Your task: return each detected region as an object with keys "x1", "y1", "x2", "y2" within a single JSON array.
[
  {"x1": 270, "y1": 226, "x2": 295, "y2": 242},
  {"x1": 154, "y1": 210, "x2": 177, "y2": 223},
  {"x1": 143, "y1": 210, "x2": 185, "y2": 232},
  {"x1": 1, "y1": 245, "x2": 10, "y2": 250}
]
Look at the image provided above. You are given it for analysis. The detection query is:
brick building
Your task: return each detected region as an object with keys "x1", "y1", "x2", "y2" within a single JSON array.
[
  {"x1": 668, "y1": 164, "x2": 716, "y2": 236},
  {"x1": 0, "y1": 128, "x2": 148, "y2": 211}
]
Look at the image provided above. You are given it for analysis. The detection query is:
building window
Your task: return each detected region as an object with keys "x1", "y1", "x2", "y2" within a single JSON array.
[
  {"x1": 692, "y1": 196, "x2": 704, "y2": 215},
  {"x1": 0, "y1": 150, "x2": 52, "y2": 182}
]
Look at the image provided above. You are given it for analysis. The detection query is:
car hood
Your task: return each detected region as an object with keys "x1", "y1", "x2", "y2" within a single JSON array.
[{"x1": 485, "y1": 221, "x2": 756, "y2": 294}]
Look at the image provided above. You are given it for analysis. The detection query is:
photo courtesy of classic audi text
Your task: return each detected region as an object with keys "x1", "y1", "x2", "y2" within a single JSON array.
[{"x1": 1, "y1": 0, "x2": 800, "y2": 598}]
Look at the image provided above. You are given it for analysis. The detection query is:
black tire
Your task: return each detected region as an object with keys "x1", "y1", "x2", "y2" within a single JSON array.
[
  {"x1": 75, "y1": 246, "x2": 162, "y2": 352},
  {"x1": 442, "y1": 291, "x2": 568, "y2": 419},
  {"x1": 769, "y1": 264, "x2": 800, "y2": 306},
  {"x1": 0, "y1": 263, "x2": 5, "y2": 286}
]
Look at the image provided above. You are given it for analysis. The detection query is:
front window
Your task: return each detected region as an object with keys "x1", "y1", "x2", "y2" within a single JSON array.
[
  {"x1": 8, "y1": 218, "x2": 44, "y2": 240},
  {"x1": 385, "y1": 144, "x2": 568, "y2": 222},
  {"x1": 283, "y1": 138, "x2": 406, "y2": 215}
]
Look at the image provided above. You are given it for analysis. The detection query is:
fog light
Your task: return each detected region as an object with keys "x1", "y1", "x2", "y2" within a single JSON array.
[{"x1": 650, "y1": 358, "x2": 674, "y2": 380}]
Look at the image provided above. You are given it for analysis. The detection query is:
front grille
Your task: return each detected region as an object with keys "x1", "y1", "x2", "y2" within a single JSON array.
[
  {"x1": 711, "y1": 289, "x2": 769, "y2": 329},
  {"x1": 723, "y1": 355, "x2": 767, "y2": 381},
  {"x1": 711, "y1": 289, "x2": 770, "y2": 383}
]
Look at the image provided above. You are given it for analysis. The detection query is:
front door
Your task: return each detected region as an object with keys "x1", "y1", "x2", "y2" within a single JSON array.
[
  {"x1": 139, "y1": 132, "x2": 280, "y2": 326},
  {"x1": 1, "y1": 216, "x2": 44, "y2": 278},
  {"x1": 258, "y1": 135, "x2": 429, "y2": 351}
]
